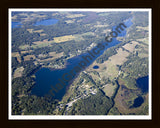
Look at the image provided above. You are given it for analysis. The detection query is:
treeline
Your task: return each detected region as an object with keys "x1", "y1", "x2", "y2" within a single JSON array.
[
  {"x1": 96, "y1": 47, "x2": 117, "y2": 63},
  {"x1": 12, "y1": 94, "x2": 58, "y2": 115}
]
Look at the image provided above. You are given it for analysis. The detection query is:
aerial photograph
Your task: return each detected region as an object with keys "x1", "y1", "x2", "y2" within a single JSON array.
[{"x1": 9, "y1": 9, "x2": 151, "y2": 119}]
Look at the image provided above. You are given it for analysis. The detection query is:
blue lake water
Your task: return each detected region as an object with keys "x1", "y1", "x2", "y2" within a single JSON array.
[
  {"x1": 12, "y1": 18, "x2": 58, "y2": 28},
  {"x1": 136, "y1": 75, "x2": 149, "y2": 93},
  {"x1": 31, "y1": 18, "x2": 133, "y2": 100},
  {"x1": 93, "y1": 65, "x2": 99, "y2": 69},
  {"x1": 34, "y1": 19, "x2": 58, "y2": 26},
  {"x1": 132, "y1": 96, "x2": 144, "y2": 108},
  {"x1": 129, "y1": 75, "x2": 149, "y2": 108},
  {"x1": 12, "y1": 21, "x2": 22, "y2": 28}
]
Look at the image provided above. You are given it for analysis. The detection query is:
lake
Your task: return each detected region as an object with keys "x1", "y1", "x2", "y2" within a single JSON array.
[
  {"x1": 12, "y1": 21, "x2": 22, "y2": 28},
  {"x1": 34, "y1": 19, "x2": 58, "y2": 26},
  {"x1": 93, "y1": 65, "x2": 99, "y2": 69},
  {"x1": 31, "y1": 18, "x2": 133, "y2": 100},
  {"x1": 12, "y1": 18, "x2": 58, "y2": 28},
  {"x1": 131, "y1": 96, "x2": 144, "y2": 108},
  {"x1": 129, "y1": 75, "x2": 149, "y2": 108},
  {"x1": 136, "y1": 75, "x2": 149, "y2": 93}
]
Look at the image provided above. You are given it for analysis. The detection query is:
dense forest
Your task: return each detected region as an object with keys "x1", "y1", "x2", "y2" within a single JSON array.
[{"x1": 68, "y1": 91, "x2": 113, "y2": 115}]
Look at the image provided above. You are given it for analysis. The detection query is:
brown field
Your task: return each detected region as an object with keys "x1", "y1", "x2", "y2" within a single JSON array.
[
  {"x1": 34, "y1": 29, "x2": 43, "y2": 33},
  {"x1": 87, "y1": 48, "x2": 130, "y2": 80},
  {"x1": 137, "y1": 37, "x2": 149, "y2": 45},
  {"x1": 23, "y1": 55, "x2": 36, "y2": 61},
  {"x1": 138, "y1": 53, "x2": 148, "y2": 58},
  {"x1": 40, "y1": 33, "x2": 46, "y2": 36},
  {"x1": 102, "y1": 83, "x2": 117, "y2": 97},
  {"x1": 13, "y1": 66, "x2": 24, "y2": 78},
  {"x1": 12, "y1": 15, "x2": 17, "y2": 20},
  {"x1": 52, "y1": 13, "x2": 58, "y2": 16},
  {"x1": 12, "y1": 52, "x2": 20, "y2": 57},
  {"x1": 27, "y1": 29, "x2": 43, "y2": 33},
  {"x1": 37, "y1": 52, "x2": 63, "y2": 62},
  {"x1": 53, "y1": 35, "x2": 75, "y2": 43},
  {"x1": 12, "y1": 52, "x2": 21, "y2": 63},
  {"x1": 113, "y1": 79, "x2": 149, "y2": 115},
  {"x1": 136, "y1": 26, "x2": 149, "y2": 31},
  {"x1": 48, "y1": 51, "x2": 57, "y2": 56},
  {"x1": 66, "y1": 14, "x2": 85, "y2": 18},
  {"x1": 27, "y1": 29, "x2": 34, "y2": 33},
  {"x1": 21, "y1": 50, "x2": 33, "y2": 54},
  {"x1": 122, "y1": 41, "x2": 139, "y2": 52},
  {"x1": 65, "y1": 19, "x2": 75, "y2": 24},
  {"x1": 94, "y1": 24, "x2": 108, "y2": 28},
  {"x1": 19, "y1": 45, "x2": 30, "y2": 50},
  {"x1": 32, "y1": 39, "x2": 51, "y2": 45},
  {"x1": 109, "y1": 48, "x2": 129, "y2": 65}
]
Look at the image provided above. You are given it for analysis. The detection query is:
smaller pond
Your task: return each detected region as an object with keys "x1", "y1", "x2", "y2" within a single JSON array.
[
  {"x1": 136, "y1": 75, "x2": 149, "y2": 93},
  {"x1": 132, "y1": 96, "x2": 144, "y2": 108},
  {"x1": 93, "y1": 65, "x2": 99, "y2": 69},
  {"x1": 12, "y1": 21, "x2": 22, "y2": 28},
  {"x1": 34, "y1": 19, "x2": 58, "y2": 26}
]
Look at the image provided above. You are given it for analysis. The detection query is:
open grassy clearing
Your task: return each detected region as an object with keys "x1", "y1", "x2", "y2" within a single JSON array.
[
  {"x1": 87, "y1": 48, "x2": 130, "y2": 81},
  {"x1": 48, "y1": 51, "x2": 60, "y2": 56},
  {"x1": 108, "y1": 48, "x2": 129, "y2": 65},
  {"x1": 19, "y1": 40, "x2": 55, "y2": 50},
  {"x1": 66, "y1": 14, "x2": 85, "y2": 18},
  {"x1": 94, "y1": 24, "x2": 108, "y2": 28},
  {"x1": 27, "y1": 29, "x2": 44, "y2": 33},
  {"x1": 13, "y1": 66, "x2": 24, "y2": 78},
  {"x1": 34, "y1": 29, "x2": 44, "y2": 33},
  {"x1": 21, "y1": 50, "x2": 33, "y2": 54},
  {"x1": 19, "y1": 45, "x2": 30, "y2": 50},
  {"x1": 104, "y1": 61, "x2": 119, "y2": 80},
  {"x1": 77, "y1": 19, "x2": 83, "y2": 22},
  {"x1": 37, "y1": 52, "x2": 63, "y2": 62},
  {"x1": 81, "y1": 32, "x2": 95, "y2": 36},
  {"x1": 53, "y1": 35, "x2": 75, "y2": 43},
  {"x1": 52, "y1": 13, "x2": 58, "y2": 16},
  {"x1": 27, "y1": 29, "x2": 34, "y2": 33},
  {"x1": 136, "y1": 26, "x2": 149, "y2": 31},
  {"x1": 23, "y1": 55, "x2": 36, "y2": 61},
  {"x1": 138, "y1": 52, "x2": 148, "y2": 58},
  {"x1": 102, "y1": 29, "x2": 111, "y2": 34},
  {"x1": 65, "y1": 19, "x2": 75, "y2": 24},
  {"x1": 122, "y1": 41, "x2": 139, "y2": 52},
  {"x1": 102, "y1": 83, "x2": 117, "y2": 97},
  {"x1": 136, "y1": 37, "x2": 149, "y2": 45},
  {"x1": 12, "y1": 52, "x2": 21, "y2": 63},
  {"x1": 40, "y1": 33, "x2": 47, "y2": 36},
  {"x1": 19, "y1": 31, "x2": 96, "y2": 50},
  {"x1": 32, "y1": 39, "x2": 53, "y2": 45},
  {"x1": 12, "y1": 15, "x2": 17, "y2": 20},
  {"x1": 97, "y1": 12, "x2": 110, "y2": 17},
  {"x1": 12, "y1": 52, "x2": 20, "y2": 57},
  {"x1": 134, "y1": 38, "x2": 149, "y2": 58}
]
